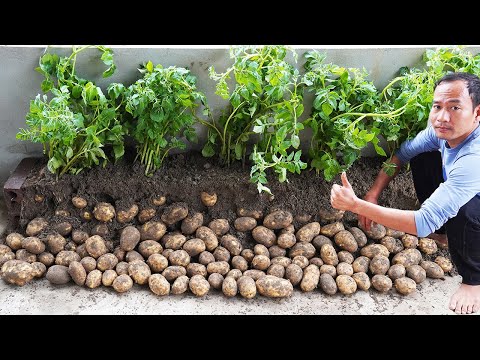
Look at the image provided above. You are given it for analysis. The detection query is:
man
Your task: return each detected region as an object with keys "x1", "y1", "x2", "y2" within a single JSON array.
[{"x1": 330, "y1": 72, "x2": 480, "y2": 314}]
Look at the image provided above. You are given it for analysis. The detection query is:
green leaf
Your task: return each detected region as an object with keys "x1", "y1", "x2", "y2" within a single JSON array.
[
  {"x1": 234, "y1": 143, "x2": 243, "y2": 159},
  {"x1": 66, "y1": 147, "x2": 73, "y2": 160},
  {"x1": 202, "y1": 143, "x2": 215, "y2": 157},
  {"x1": 146, "y1": 61, "x2": 154, "y2": 73},
  {"x1": 113, "y1": 144, "x2": 124, "y2": 159},
  {"x1": 322, "y1": 102, "x2": 333, "y2": 116},
  {"x1": 291, "y1": 134, "x2": 300, "y2": 149}
]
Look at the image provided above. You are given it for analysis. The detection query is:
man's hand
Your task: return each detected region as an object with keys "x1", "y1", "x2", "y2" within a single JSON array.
[
  {"x1": 330, "y1": 172, "x2": 358, "y2": 212},
  {"x1": 358, "y1": 193, "x2": 378, "y2": 232}
]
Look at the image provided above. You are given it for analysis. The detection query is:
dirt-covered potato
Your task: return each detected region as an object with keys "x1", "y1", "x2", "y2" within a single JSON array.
[
  {"x1": 207, "y1": 261, "x2": 230, "y2": 276},
  {"x1": 271, "y1": 256, "x2": 292, "y2": 267},
  {"x1": 236, "y1": 208, "x2": 263, "y2": 220},
  {"x1": 360, "y1": 244, "x2": 389, "y2": 259},
  {"x1": 85, "y1": 235, "x2": 108, "y2": 259},
  {"x1": 126, "y1": 250, "x2": 144, "y2": 263},
  {"x1": 149, "y1": 274, "x2": 170, "y2": 296},
  {"x1": 26, "y1": 217, "x2": 49, "y2": 236},
  {"x1": 152, "y1": 195, "x2": 166, "y2": 206},
  {"x1": 222, "y1": 276, "x2": 238, "y2": 297},
  {"x1": 320, "y1": 244, "x2": 339, "y2": 266},
  {"x1": 198, "y1": 251, "x2": 216, "y2": 266},
  {"x1": 139, "y1": 221, "x2": 167, "y2": 241},
  {"x1": 115, "y1": 261, "x2": 130, "y2": 276},
  {"x1": 336, "y1": 275, "x2": 357, "y2": 295},
  {"x1": 6, "y1": 233, "x2": 23, "y2": 251},
  {"x1": 385, "y1": 227, "x2": 405, "y2": 238},
  {"x1": 251, "y1": 255, "x2": 271, "y2": 271},
  {"x1": 161, "y1": 202, "x2": 189, "y2": 225},
  {"x1": 320, "y1": 222, "x2": 344, "y2": 238},
  {"x1": 243, "y1": 269, "x2": 266, "y2": 281},
  {"x1": 371, "y1": 274, "x2": 392, "y2": 292},
  {"x1": 55, "y1": 250, "x2": 81, "y2": 267},
  {"x1": 92, "y1": 223, "x2": 109, "y2": 237},
  {"x1": 369, "y1": 255, "x2": 390, "y2": 275},
  {"x1": 213, "y1": 246, "x2": 231, "y2": 262},
  {"x1": 136, "y1": 208, "x2": 155, "y2": 224},
  {"x1": 234, "y1": 217, "x2": 257, "y2": 232},
  {"x1": 147, "y1": 254, "x2": 168, "y2": 273},
  {"x1": 392, "y1": 248, "x2": 422, "y2": 267},
  {"x1": 96, "y1": 253, "x2": 119, "y2": 271},
  {"x1": 337, "y1": 262, "x2": 354, "y2": 276},
  {"x1": 352, "y1": 256, "x2": 370, "y2": 273},
  {"x1": 30, "y1": 262, "x2": 46, "y2": 278},
  {"x1": 169, "y1": 250, "x2": 191, "y2": 267},
  {"x1": 72, "y1": 196, "x2": 88, "y2": 209},
  {"x1": 295, "y1": 214, "x2": 312, "y2": 224},
  {"x1": 434, "y1": 256, "x2": 453, "y2": 272},
  {"x1": 189, "y1": 274, "x2": 210, "y2": 296},
  {"x1": 401, "y1": 234, "x2": 419, "y2": 249},
  {"x1": 116, "y1": 204, "x2": 139, "y2": 224},
  {"x1": 285, "y1": 263, "x2": 303, "y2": 286},
  {"x1": 64, "y1": 242, "x2": 77, "y2": 252},
  {"x1": 102, "y1": 270, "x2": 117, "y2": 287},
  {"x1": 263, "y1": 210, "x2": 293, "y2": 230},
  {"x1": 171, "y1": 275, "x2": 189, "y2": 295},
  {"x1": 46, "y1": 264, "x2": 71, "y2": 285},
  {"x1": 70, "y1": 230, "x2": 88, "y2": 245},
  {"x1": 320, "y1": 264, "x2": 337, "y2": 278},
  {"x1": 200, "y1": 191, "x2": 217, "y2": 207},
  {"x1": 138, "y1": 240, "x2": 163, "y2": 258},
  {"x1": 348, "y1": 227, "x2": 368, "y2": 248},
  {"x1": 241, "y1": 249, "x2": 255, "y2": 263},
  {"x1": 277, "y1": 233, "x2": 296, "y2": 250},
  {"x1": 85, "y1": 269, "x2": 102, "y2": 289},
  {"x1": 16, "y1": 249, "x2": 36, "y2": 263},
  {"x1": 256, "y1": 275, "x2": 293, "y2": 297},
  {"x1": 319, "y1": 208, "x2": 345, "y2": 222},
  {"x1": 289, "y1": 242, "x2": 316, "y2": 259},
  {"x1": 352, "y1": 272, "x2": 371, "y2": 291},
  {"x1": 394, "y1": 277, "x2": 417, "y2": 295},
  {"x1": 112, "y1": 274, "x2": 134, "y2": 293},
  {"x1": 164, "y1": 233, "x2": 187, "y2": 250},
  {"x1": 252, "y1": 226, "x2": 277, "y2": 247},
  {"x1": 208, "y1": 219, "x2": 230, "y2": 236},
  {"x1": 335, "y1": 251, "x2": 352, "y2": 265},
  {"x1": 362, "y1": 222, "x2": 386, "y2": 240},
  {"x1": 1, "y1": 260, "x2": 35, "y2": 286},
  {"x1": 208, "y1": 273, "x2": 224, "y2": 290},
  {"x1": 280, "y1": 224, "x2": 295, "y2": 235},
  {"x1": 420, "y1": 260, "x2": 445, "y2": 279},
  {"x1": 269, "y1": 245, "x2": 287, "y2": 258},
  {"x1": 119, "y1": 226, "x2": 140, "y2": 252},
  {"x1": 80, "y1": 257, "x2": 97, "y2": 273},
  {"x1": 186, "y1": 263, "x2": 207, "y2": 278},
  {"x1": 46, "y1": 233, "x2": 66, "y2": 255},
  {"x1": 80, "y1": 210, "x2": 92, "y2": 221},
  {"x1": 21, "y1": 237, "x2": 45, "y2": 255},
  {"x1": 231, "y1": 255, "x2": 248, "y2": 272},
  {"x1": 334, "y1": 230, "x2": 358, "y2": 253},
  {"x1": 300, "y1": 264, "x2": 320, "y2": 292},
  {"x1": 388, "y1": 263, "x2": 406, "y2": 280},
  {"x1": 312, "y1": 235, "x2": 333, "y2": 252},
  {"x1": 128, "y1": 261, "x2": 151, "y2": 285},
  {"x1": 93, "y1": 202, "x2": 116, "y2": 222},
  {"x1": 319, "y1": 273, "x2": 337, "y2": 295},
  {"x1": 309, "y1": 257, "x2": 324, "y2": 267},
  {"x1": 254, "y1": 244, "x2": 269, "y2": 257},
  {"x1": 68, "y1": 261, "x2": 86, "y2": 286},
  {"x1": 54, "y1": 208, "x2": 69, "y2": 217},
  {"x1": 418, "y1": 238, "x2": 438, "y2": 255},
  {"x1": 292, "y1": 255, "x2": 309, "y2": 269},
  {"x1": 267, "y1": 264, "x2": 285, "y2": 278},
  {"x1": 181, "y1": 212, "x2": 204, "y2": 235},
  {"x1": 0, "y1": 251, "x2": 15, "y2": 267},
  {"x1": 53, "y1": 222, "x2": 72, "y2": 237},
  {"x1": 195, "y1": 226, "x2": 218, "y2": 252},
  {"x1": 161, "y1": 249, "x2": 173, "y2": 260},
  {"x1": 296, "y1": 222, "x2": 321, "y2": 242},
  {"x1": 220, "y1": 235, "x2": 243, "y2": 256},
  {"x1": 380, "y1": 236, "x2": 400, "y2": 254},
  {"x1": 237, "y1": 276, "x2": 257, "y2": 299}
]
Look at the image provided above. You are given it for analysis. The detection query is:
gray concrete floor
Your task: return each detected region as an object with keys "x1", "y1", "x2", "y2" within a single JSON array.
[{"x1": 0, "y1": 197, "x2": 468, "y2": 315}]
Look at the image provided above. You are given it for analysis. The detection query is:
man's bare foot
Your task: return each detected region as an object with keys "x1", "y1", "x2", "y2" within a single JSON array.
[
  {"x1": 449, "y1": 284, "x2": 480, "y2": 314},
  {"x1": 428, "y1": 233, "x2": 448, "y2": 249}
]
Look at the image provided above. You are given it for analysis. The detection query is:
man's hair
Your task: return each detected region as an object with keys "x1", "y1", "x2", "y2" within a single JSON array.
[{"x1": 435, "y1": 72, "x2": 480, "y2": 109}]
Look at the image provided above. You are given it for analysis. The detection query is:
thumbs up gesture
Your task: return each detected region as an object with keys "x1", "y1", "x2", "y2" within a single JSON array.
[{"x1": 330, "y1": 172, "x2": 358, "y2": 211}]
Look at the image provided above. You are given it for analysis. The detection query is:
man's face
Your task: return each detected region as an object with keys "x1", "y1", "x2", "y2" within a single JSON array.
[{"x1": 429, "y1": 80, "x2": 480, "y2": 148}]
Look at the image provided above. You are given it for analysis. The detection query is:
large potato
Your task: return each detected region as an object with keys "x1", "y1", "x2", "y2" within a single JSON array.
[
  {"x1": 222, "y1": 276, "x2": 238, "y2": 297},
  {"x1": 71, "y1": 230, "x2": 89, "y2": 245},
  {"x1": 269, "y1": 245, "x2": 286, "y2": 258},
  {"x1": 256, "y1": 275, "x2": 293, "y2": 297},
  {"x1": 392, "y1": 248, "x2": 422, "y2": 267},
  {"x1": 198, "y1": 251, "x2": 216, "y2": 266},
  {"x1": 85, "y1": 269, "x2": 102, "y2": 289},
  {"x1": 371, "y1": 274, "x2": 392, "y2": 293},
  {"x1": 149, "y1": 274, "x2": 170, "y2": 296},
  {"x1": 388, "y1": 263, "x2": 406, "y2": 280},
  {"x1": 85, "y1": 235, "x2": 108, "y2": 259},
  {"x1": 169, "y1": 250, "x2": 191, "y2": 267},
  {"x1": 252, "y1": 226, "x2": 277, "y2": 247},
  {"x1": 93, "y1": 202, "x2": 115, "y2": 222},
  {"x1": 401, "y1": 234, "x2": 419, "y2": 249},
  {"x1": 320, "y1": 222, "x2": 344, "y2": 238},
  {"x1": 0, "y1": 252, "x2": 16, "y2": 267},
  {"x1": 96, "y1": 253, "x2": 119, "y2": 271},
  {"x1": 116, "y1": 261, "x2": 130, "y2": 276},
  {"x1": 271, "y1": 256, "x2": 292, "y2": 267},
  {"x1": 362, "y1": 222, "x2": 386, "y2": 240},
  {"x1": 116, "y1": 204, "x2": 139, "y2": 223},
  {"x1": 47, "y1": 233, "x2": 66, "y2": 255},
  {"x1": 296, "y1": 222, "x2": 321, "y2": 242},
  {"x1": 336, "y1": 262, "x2": 353, "y2": 276},
  {"x1": 288, "y1": 242, "x2": 316, "y2": 259},
  {"x1": 336, "y1": 275, "x2": 357, "y2": 295},
  {"x1": 234, "y1": 217, "x2": 257, "y2": 232},
  {"x1": 1, "y1": 260, "x2": 35, "y2": 286},
  {"x1": 319, "y1": 208, "x2": 344, "y2": 222},
  {"x1": 55, "y1": 250, "x2": 81, "y2": 267},
  {"x1": 267, "y1": 264, "x2": 285, "y2": 278},
  {"x1": 300, "y1": 264, "x2": 320, "y2": 292},
  {"x1": 334, "y1": 230, "x2": 358, "y2": 253},
  {"x1": 162, "y1": 266, "x2": 187, "y2": 282},
  {"x1": 5, "y1": 233, "x2": 23, "y2": 251},
  {"x1": 237, "y1": 276, "x2": 257, "y2": 299},
  {"x1": 208, "y1": 273, "x2": 224, "y2": 290},
  {"x1": 189, "y1": 275, "x2": 210, "y2": 296},
  {"x1": 161, "y1": 202, "x2": 189, "y2": 225},
  {"x1": 80, "y1": 257, "x2": 97, "y2": 273},
  {"x1": 112, "y1": 274, "x2": 133, "y2": 293},
  {"x1": 53, "y1": 222, "x2": 72, "y2": 237},
  {"x1": 418, "y1": 238, "x2": 438, "y2": 255},
  {"x1": 213, "y1": 246, "x2": 231, "y2": 262},
  {"x1": 292, "y1": 255, "x2": 309, "y2": 269},
  {"x1": 360, "y1": 244, "x2": 389, "y2": 259},
  {"x1": 348, "y1": 227, "x2": 368, "y2": 248},
  {"x1": 187, "y1": 263, "x2": 208, "y2": 278},
  {"x1": 251, "y1": 255, "x2": 271, "y2": 271},
  {"x1": 231, "y1": 256, "x2": 249, "y2": 272},
  {"x1": 138, "y1": 240, "x2": 163, "y2": 258},
  {"x1": 182, "y1": 238, "x2": 206, "y2": 257},
  {"x1": 139, "y1": 221, "x2": 167, "y2": 241},
  {"x1": 164, "y1": 233, "x2": 187, "y2": 250},
  {"x1": 320, "y1": 244, "x2": 339, "y2": 266},
  {"x1": 21, "y1": 237, "x2": 45, "y2": 255},
  {"x1": 31, "y1": 262, "x2": 46, "y2": 278},
  {"x1": 128, "y1": 261, "x2": 151, "y2": 285},
  {"x1": 263, "y1": 210, "x2": 293, "y2": 230},
  {"x1": 320, "y1": 264, "x2": 337, "y2": 277},
  {"x1": 319, "y1": 273, "x2": 337, "y2": 295},
  {"x1": 200, "y1": 191, "x2": 217, "y2": 207},
  {"x1": 434, "y1": 256, "x2": 453, "y2": 272},
  {"x1": 16, "y1": 249, "x2": 36, "y2": 263},
  {"x1": 147, "y1": 254, "x2": 169, "y2": 273},
  {"x1": 72, "y1": 196, "x2": 88, "y2": 209},
  {"x1": 120, "y1": 226, "x2": 141, "y2": 252},
  {"x1": 394, "y1": 277, "x2": 417, "y2": 295},
  {"x1": 277, "y1": 233, "x2": 296, "y2": 249},
  {"x1": 285, "y1": 263, "x2": 303, "y2": 286},
  {"x1": 352, "y1": 272, "x2": 370, "y2": 291},
  {"x1": 45, "y1": 264, "x2": 71, "y2": 285},
  {"x1": 312, "y1": 235, "x2": 333, "y2": 252},
  {"x1": 26, "y1": 217, "x2": 48, "y2": 236},
  {"x1": 220, "y1": 235, "x2": 243, "y2": 256},
  {"x1": 254, "y1": 244, "x2": 269, "y2": 257},
  {"x1": 181, "y1": 212, "x2": 204, "y2": 235},
  {"x1": 208, "y1": 219, "x2": 230, "y2": 236},
  {"x1": 369, "y1": 255, "x2": 390, "y2": 275},
  {"x1": 207, "y1": 261, "x2": 230, "y2": 276},
  {"x1": 352, "y1": 256, "x2": 370, "y2": 273},
  {"x1": 102, "y1": 270, "x2": 118, "y2": 287},
  {"x1": 420, "y1": 260, "x2": 445, "y2": 279},
  {"x1": 195, "y1": 226, "x2": 219, "y2": 251},
  {"x1": 171, "y1": 275, "x2": 189, "y2": 295}
]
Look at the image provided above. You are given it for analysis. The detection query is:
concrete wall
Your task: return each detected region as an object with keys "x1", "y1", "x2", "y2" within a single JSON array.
[{"x1": 2, "y1": 45, "x2": 479, "y2": 187}]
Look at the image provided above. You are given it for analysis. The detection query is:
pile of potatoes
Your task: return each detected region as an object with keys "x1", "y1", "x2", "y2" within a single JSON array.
[{"x1": 0, "y1": 193, "x2": 453, "y2": 298}]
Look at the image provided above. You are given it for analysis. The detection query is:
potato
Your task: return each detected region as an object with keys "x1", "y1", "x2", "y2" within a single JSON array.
[
  {"x1": 72, "y1": 196, "x2": 88, "y2": 209},
  {"x1": 6, "y1": 233, "x2": 23, "y2": 250},
  {"x1": 138, "y1": 240, "x2": 163, "y2": 258},
  {"x1": 401, "y1": 234, "x2": 419, "y2": 249},
  {"x1": 116, "y1": 204, "x2": 139, "y2": 223},
  {"x1": 243, "y1": 269, "x2": 266, "y2": 281},
  {"x1": 336, "y1": 275, "x2": 357, "y2": 295},
  {"x1": 236, "y1": 208, "x2": 263, "y2": 220},
  {"x1": 161, "y1": 249, "x2": 173, "y2": 260},
  {"x1": 269, "y1": 245, "x2": 287, "y2": 258},
  {"x1": 369, "y1": 255, "x2": 390, "y2": 275},
  {"x1": 292, "y1": 255, "x2": 309, "y2": 269},
  {"x1": 208, "y1": 273, "x2": 224, "y2": 290},
  {"x1": 26, "y1": 217, "x2": 49, "y2": 236},
  {"x1": 289, "y1": 242, "x2": 316, "y2": 259},
  {"x1": 53, "y1": 222, "x2": 72, "y2": 237},
  {"x1": 295, "y1": 214, "x2": 312, "y2": 224},
  {"x1": 371, "y1": 274, "x2": 392, "y2": 292},
  {"x1": 231, "y1": 255, "x2": 249, "y2": 272},
  {"x1": 352, "y1": 256, "x2": 370, "y2": 273},
  {"x1": 16, "y1": 249, "x2": 36, "y2": 263},
  {"x1": 360, "y1": 244, "x2": 389, "y2": 259},
  {"x1": 21, "y1": 237, "x2": 45, "y2": 255},
  {"x1": 392, "y1": 248, "x2": 422, "y2": 267},
  {"x1": 300, "y1": 264, "x2": 320, "y2": 292},
  {"x1": 320, "y1": 264, "x2": 337, "y2": 278},
  {"x1": 241, "y1": 249, "x2": 255, "y2": 263},
  {"x1": 200, "y1": 191, "x2": 217, "y2": 207},
  {"x1": 54, "y1": 209, "x2": 69, "y2": 217},
  {"x1": 102, "y1": 270, "x2": 117, "y2": 287},
  {"x1": 96, "y1": 253, "x2": 119, "y2": 271},
  {"x1": 334, "y1": 230, "x2": 358, "y2": 253},
  {"x1": 161, "y1": 202, "x2": 189, "y2": 225},
  {"x1": 164, "y1": 233, "x2": 187, "y2": 250},
  {"x1": 309, "y1": 257, "x2": 324, "y2": 267},
  {"x1": 93, "y1": 203, "x2": 116, "y2": 223},
  {"x1": 171, "y1": 275, "x2": 189, "y2": 295},
  {"x1": 128, "y1": 261, "x2": 151, "y2": 285},
  {"x1": 237, "y1": 276, "x2": 257, "y2": 299},
  {"x1": 434, "y1": 256, "x2": 453, "y2": 272},
  {"x1": 80, "y1": 257, "x2": 97, "y2": 273},
  {"x1": 352, "y1": 272, "x2": 371, "y2": 291},
  {"x1": 208, "y1": 219, "x2": 230, "y2": 236},
  {"x1": 337, "y1": 251, "x2": 354, "y2": 264},
  {"x1": 256, "y1": 275, "x2": 293, "y2": 298},
  {"x1": 312, "y1": 235, "x2": 333, "y2": 252},
  {"x1": 147, "y1": 254, "x2": 169, "y2": 273},
  {"x1": 234, "y1": 217, "x2": 257, "y2": 232},
  {"x1": 348, "y1": 227, "x2": 368, "y2": 248},
  {"x1": 112, "y1": 274, "x2": 134, "y2": 293},
  {"x1": 319, "y1": 208, "x2": 345, "y2": 222},
  {"x1": 267, "y1": 264, "x2": 285, "y2": 278},
  {"x1": 85, "y1": 235, "x2": 108, "y2": 259},
  {"x1": 222, "y1": 276, "x2": 238, "y2": 297},
  {"x1": 152, "y1": 195, "x2": 166, "y2": 206},
  {"x1": 337, "y1": 262, "x2": 354, "y2": 276},
  {"x1": 263, "y1": 210, "x2": 293, "y2": 230},
  {"x1": 0, "y1": 252, "x2": 15, "y2": 267},
  {"x1": 254, "y1": 244, "x2": 270, "y2": 257},
  {"x1": 1, "y1": 260, "x2": 35, "y2": 286},
  {"x1": 64, "y1": 242, "x2": 77, "y2": 252},
  {"x1": 380, "y1": 236, "x2": 398, "y2": 254},
  {"x1": 271, "y1": 256, "x2": 292, "y2": 267},
  {"x1": 181, "y1": 212, "x2": 204, "y2": 235},
  {"x1": 362, "y1": 222, "x2": 386, "y2": 240},
  {"x1": 149, "y1": 274, "x2": 170, "y2": 296},
  {"x1": 296, "y1": 222, "x2": 321, "y2": 242},
  {"x1": 71, "y1": 230, "x2": 89, "y2": 245},
  {"x1": 189, "y1": 275, "x2": 210, "y2": 296},
  {"x1": 385, "y1": 227, "x2": 405, "y2": 238},
  {"x1": 85, "y1": 269, "x2": 102, "y2": 289},
  {"x1": 251, "y1": 255, "x2": 271, "y2": 271},
  {"x1": 320, "y1": 244, "x2": 339, "y2": 266},
  {"x1": 418, "y1": 238, "x2": 438, "y2": 255},
  {"x1": 320, "y1": 221, "x2": 344, "y2": 238},
  {"x1": 138, "y1": 208, "x2": 156, "y2": 223},
  {"x1": 226, "y1": 269, "x2": 243, "y2": 280},
  {"x1": 45, "y1": 264, "x2": 71, "y2": 285},
  {"x1": 115, "y1": 261, "x2": 130, "y2": 276},
  {"x1": 221, "y1": 235, "x2": 243, "y2": 256},
  {"x1": 280, "y1": 224, "x2": 295, "y2": 235},
  {"x1": 31, "y1": 262, "x2": 46, "y2": 278},
  {"x1": 388, "y1": 263, "x2": 406, "y2": 280},
  {"x1": 420, "y1": 260, "x2": 445, "y2": 279},
  {"x1": 169, "y1": 250, "x2": 191, "y2": 267},
  {"x1": 47, "y1": 233, "x2": 67, "y2": 255},
  {"x1": 80, "y1": 210, "x2": 92, "y2": 221},
  {"x1": 207, "y1": 261, "x2": 230, "y2": 276},
  {"x1": 285, "y1": 263, "x2": 303, "y2": 286},
  {"x1": 252, "y1": 226, "x2": 277, "y2": 247},
  {"x1": 277, "y1": 233, "x2": 296, "y2": 249},
  {"x1": 198, "y1": 251, "x2": 216, "y2": 266},
  {"x1": 394, "y1": 277, "x2": 417, "y2": 295},
  {"x1": 195, "y1": 226, "x2": 218, "y2": 252},
  {"x1": 55, "y1": 250, "x2": 81, "y2": 267},
  {"x1": 139, "y1": 221, "x2": 167, "y2": 241},
  {"x1": 319, "y1": 273, "x2": 337, "y2": 295}
]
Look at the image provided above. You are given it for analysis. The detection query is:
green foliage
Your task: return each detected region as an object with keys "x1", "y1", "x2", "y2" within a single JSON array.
[
  {"x1": 125, "y1": 61, "x2": 207, "y2": 176},
  {"x1": 17, "y1": 46, "x2": 126, "y2": 176}
]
